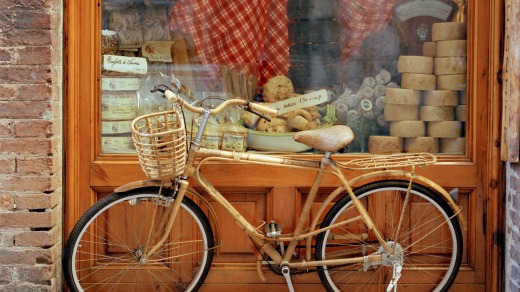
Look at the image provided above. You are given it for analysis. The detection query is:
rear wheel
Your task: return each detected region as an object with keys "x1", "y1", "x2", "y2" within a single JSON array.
[
  {"x1": 63, "y1": 188, "x2": 214, "y2": 291},
  {"x1": 315, "y1": 180, "x2": 462, "y2": 291}
]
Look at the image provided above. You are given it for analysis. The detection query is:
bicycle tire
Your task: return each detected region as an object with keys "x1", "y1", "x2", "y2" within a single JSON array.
[
  {"x1": 315, "y1": 180, "x2": 462, "y2": 292},
  {"x1": 63, "y1": 188, "x2": 214, "y2": 291}
]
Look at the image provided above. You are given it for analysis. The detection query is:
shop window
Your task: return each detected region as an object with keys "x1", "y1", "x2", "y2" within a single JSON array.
[{"x1": 100, "y1": 0, "x2": 468, "y2": 155}]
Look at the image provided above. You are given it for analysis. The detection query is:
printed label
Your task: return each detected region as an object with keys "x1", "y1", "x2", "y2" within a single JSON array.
[
  {"x1": 102, "y1": 77, "x2": 140, "y2": 91},
  {"x1": 101, "y1": 120, "x2": 133, "y2": 134},
  {"x1": 101, "y1": 136, "x2": 135, "y2": 154},
  {"x1": 222, "y1": 133, "x2": 246, "y2": 151},
  {"x1": 101, "y1": 92, "x2": 137, "y2": 120},
  {"x1": 103, "y1": 55, "x2": 147, "y2": 74}
]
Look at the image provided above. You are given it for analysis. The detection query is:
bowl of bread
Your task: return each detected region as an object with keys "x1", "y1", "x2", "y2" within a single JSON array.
[{"x1": 242, "y1": 75, "x2": 331, "y2": 152}]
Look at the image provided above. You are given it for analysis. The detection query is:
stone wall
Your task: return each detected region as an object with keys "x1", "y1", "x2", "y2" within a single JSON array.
[{"x1": 0, "y1": 0, "x2": 63, "y2": 290}]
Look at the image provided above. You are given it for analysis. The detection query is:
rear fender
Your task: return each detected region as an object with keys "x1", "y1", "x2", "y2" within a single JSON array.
[{"x1": 347, "y1": 170, "x2": 467, "y2": 230}]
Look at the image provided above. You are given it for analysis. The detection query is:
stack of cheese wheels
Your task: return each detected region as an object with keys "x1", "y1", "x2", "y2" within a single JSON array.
[
  {"x1": 372, "y1": 22, "x2": 468, "y2": 155},
  {"x1": 383, "y1": 57, "x2": 433, "y2": 153},
  {"x1": 370, "y1": 87, "x2": 423, "y2": 153},
  {"x1": 429, "y1": 22, "x2": 467, "y2": 154},
  {"x1": 432, "y1": 22, "x2": 467, "y2": 92}
]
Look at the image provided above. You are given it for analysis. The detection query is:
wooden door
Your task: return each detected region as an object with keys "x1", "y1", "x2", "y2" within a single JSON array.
[{"x1": 64, "y1": 0, "x2": 504, "y2": 290}]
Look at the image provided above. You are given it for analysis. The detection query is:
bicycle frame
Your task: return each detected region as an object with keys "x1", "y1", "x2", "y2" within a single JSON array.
[{"x1": 115, "y1": 95, "x2": 466, "y2": 284}]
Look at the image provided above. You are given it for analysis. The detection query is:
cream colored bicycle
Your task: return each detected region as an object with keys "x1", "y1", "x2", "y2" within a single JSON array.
[{"x1": 63, "y1": 82, "x2": 465, "y2": 291}]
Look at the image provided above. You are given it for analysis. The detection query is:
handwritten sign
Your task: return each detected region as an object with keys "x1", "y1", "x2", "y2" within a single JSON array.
[
  {"x1": 141, "y1": 41, "x2": 174, "y2": 62},
  {"x1": 270, "y1": 89, "x2": 330, "y2": 115},
  {"x1": 103, "y1": 55, "x2": 147, "y2": 74}
]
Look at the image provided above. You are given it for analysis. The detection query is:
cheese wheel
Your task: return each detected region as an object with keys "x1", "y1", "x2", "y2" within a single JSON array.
[
  {"x1": 384, "y1": 104, "x2": 419, "y2": 121},
  {"x1": 368, "y1": 136, "x2": 403, "y2": 154},
  {"x1": 436, "y1": 40, "x2": 467, "y2": 57},
  {"x1": 459, "y1": 90, "x2": 467, "y2": 104},
  {"x1": 441, "y1": 138, "x2": 466, "y2": 154},
  {"x1": 398, "y1": 56, "x2": 433, "y2": 74},
  {"x1": 420, "y1": 106, "x2": 455, "y2": 121},
  {"x1": 390, "y1": 121, "x2": 426, "y2": 137},
  {"x1": 427, "y1": 121, "x2": 462, "y2": 138},
  {"x1": 385, "y1": 88, "x2": 421, "y2": 105},
  {"x1": 404, "y1": 137, "x2": 439, "y2": 153},
  {"x1": 424, "y1": 90, "x2": 459, "y2": 106},
  {"x1": 401, "y1": 73, "x2": 436, "y2": 90},
  {"x1": 434, "y1": 57, "x2": 467, "y2": 75},
  {"x1": 432, "y1": 22, "x2": 466, "y2": 41},
  {"x1": 423, "y1": 42, "x2": 437, "y2": 57},
  {"x1": 437, "y1": 74, "x2": 466, "y2": 90},
  {"x1": 456, "y1": 105, "x2": 467, "y2": 121}
]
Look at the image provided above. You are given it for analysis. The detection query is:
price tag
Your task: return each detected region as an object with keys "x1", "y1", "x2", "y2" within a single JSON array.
[
  {"x1": 103, "y1": 55, "x2": 147, "y2": 74},
  {"x1": 141, "y1": 41, "x2": 174, "y2": 62}
]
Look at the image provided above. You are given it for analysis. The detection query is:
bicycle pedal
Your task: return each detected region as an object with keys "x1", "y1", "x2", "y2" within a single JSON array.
[{"x1": 264, "y1": 221, "x2": 282, "y2": 238}]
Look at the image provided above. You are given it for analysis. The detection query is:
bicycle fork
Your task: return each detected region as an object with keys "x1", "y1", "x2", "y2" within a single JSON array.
[{"x1": 144, "y1": 178, "x2": 190, "y2": 259}]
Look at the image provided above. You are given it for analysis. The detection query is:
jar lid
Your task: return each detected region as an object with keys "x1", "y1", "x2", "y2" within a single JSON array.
[{"x1": 102, "y1": 30, "x2": 117, "y2": 36}]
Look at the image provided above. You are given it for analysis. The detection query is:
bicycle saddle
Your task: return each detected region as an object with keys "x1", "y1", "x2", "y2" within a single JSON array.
[{"x1": 293, "y1": 125, "x2": 355, "y2": 152}]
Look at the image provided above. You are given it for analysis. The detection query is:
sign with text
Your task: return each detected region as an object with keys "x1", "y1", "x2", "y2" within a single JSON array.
[
  {"x1": 270, "y1": 89, "x2": 329, "y2": 115},
  {"x1": 103, "y1": 55, "x2": 147, "y2": 74}
]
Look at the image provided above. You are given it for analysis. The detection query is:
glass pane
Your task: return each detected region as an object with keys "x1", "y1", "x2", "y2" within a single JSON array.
[{"x1": 100, "y1": 0, "x2": 467, "y2": 155}]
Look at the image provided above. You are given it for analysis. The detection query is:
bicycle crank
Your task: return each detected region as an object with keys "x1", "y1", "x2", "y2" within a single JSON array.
[{"x1": 281, "y1": 265, "x2": 294, "y2": 292}]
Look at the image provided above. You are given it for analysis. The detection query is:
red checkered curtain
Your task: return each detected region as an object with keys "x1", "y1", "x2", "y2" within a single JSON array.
[
  {"x1": 339, "y1": 0, "x2": 399, "y2": 59},
  {"x1": 171, "y1": 0, "x2": 290, "y2": 86}
]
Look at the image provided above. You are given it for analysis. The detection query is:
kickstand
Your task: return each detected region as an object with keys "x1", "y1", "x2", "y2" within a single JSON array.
[
  {"x1": 386, "y1": 263, "x2": 402, "y2": 292},
  {"x1": 281, "y1": 265, "x2": 295, "y2": 292}
]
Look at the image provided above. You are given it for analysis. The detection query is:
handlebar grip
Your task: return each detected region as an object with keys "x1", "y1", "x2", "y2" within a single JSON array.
[
  {"x1": 248, "y1": 102, "x2": 278, "y2": 116},
  {"x1": 164, "y1": 90, "x2": 179, "y2": 103}
]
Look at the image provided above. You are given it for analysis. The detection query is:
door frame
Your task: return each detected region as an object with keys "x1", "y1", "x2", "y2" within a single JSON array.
[{"x1": 63, "y1": 0, "x2": 504, "y2": 290}]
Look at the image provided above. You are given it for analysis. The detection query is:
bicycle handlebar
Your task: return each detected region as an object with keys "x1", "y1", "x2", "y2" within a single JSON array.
[{"x1": 154, "y1": 85, "x2": 278, "y2": 120}]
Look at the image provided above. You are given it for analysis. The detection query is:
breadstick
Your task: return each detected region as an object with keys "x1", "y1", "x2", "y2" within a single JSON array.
[
  {"x1": 247, "y1": 80, "x2": 253, "y2": 100},
  {"x1": 231, "y1": 68, "x2": 240, "y2": 98},
  {"x1": 220, "y1": 65, "x2": 228, "y2": 93},
  {"x1": 239, "y1": 69, "x2": 247, "y2": 99},
  {"x1": 226, "y1": 70, "x2": 233, "y2": 95}
]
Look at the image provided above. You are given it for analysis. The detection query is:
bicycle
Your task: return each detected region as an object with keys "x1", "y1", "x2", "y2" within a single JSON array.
[{"x1": 63, "y1": 81, "x2": 465, "y2": 291}]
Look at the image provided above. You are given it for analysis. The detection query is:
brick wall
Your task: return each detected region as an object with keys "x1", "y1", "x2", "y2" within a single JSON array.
[
  {"x1": 0, "y1": 0, "x2": 63, "y2": 291},
  {"x1": 506, "y1": 162, "x2": 520, "y2": 291}
]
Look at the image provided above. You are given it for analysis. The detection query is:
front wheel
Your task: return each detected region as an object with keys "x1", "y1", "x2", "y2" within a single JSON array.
[
  {"x1": 63, "y1": 188, "x2": 214, "y2": 291},
  {"x1": 315, "y1": 180, "x2": 462, "y2": 292}
]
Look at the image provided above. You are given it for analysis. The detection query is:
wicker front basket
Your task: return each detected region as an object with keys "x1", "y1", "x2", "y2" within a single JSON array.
[{"x1": 131, "y1": 110, "x2": 187, "y2": 179}]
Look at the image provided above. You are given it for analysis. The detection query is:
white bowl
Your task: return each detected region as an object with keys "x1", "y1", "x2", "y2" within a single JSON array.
[{"x1": 246, "y1": 124, "x2": 332, "y2": 153}]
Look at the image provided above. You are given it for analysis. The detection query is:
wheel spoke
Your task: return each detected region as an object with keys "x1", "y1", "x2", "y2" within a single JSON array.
[
  {"x1": 63, "y1": 191, "x2": 214, "y2": 291},
  {"x1": 316, "y1": 181, "x2": 462, "y2": 291}
]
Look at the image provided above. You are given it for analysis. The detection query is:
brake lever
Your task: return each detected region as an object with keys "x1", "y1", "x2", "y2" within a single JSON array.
[
  {"x1": 150, "y1": 85, "x2": 171, "y2": 94},
  {"x1": 245, "y1": 101, "x2": 271, "y2": 122}
]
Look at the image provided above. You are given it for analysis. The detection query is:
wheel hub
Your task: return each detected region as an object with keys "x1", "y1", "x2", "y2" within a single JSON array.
[
  {"x1": 133, "y1": 246, "x2": 146, "y2": 265},
  {"x1": 378, "y1": 242, "x2": 404, "y2": 267}
]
